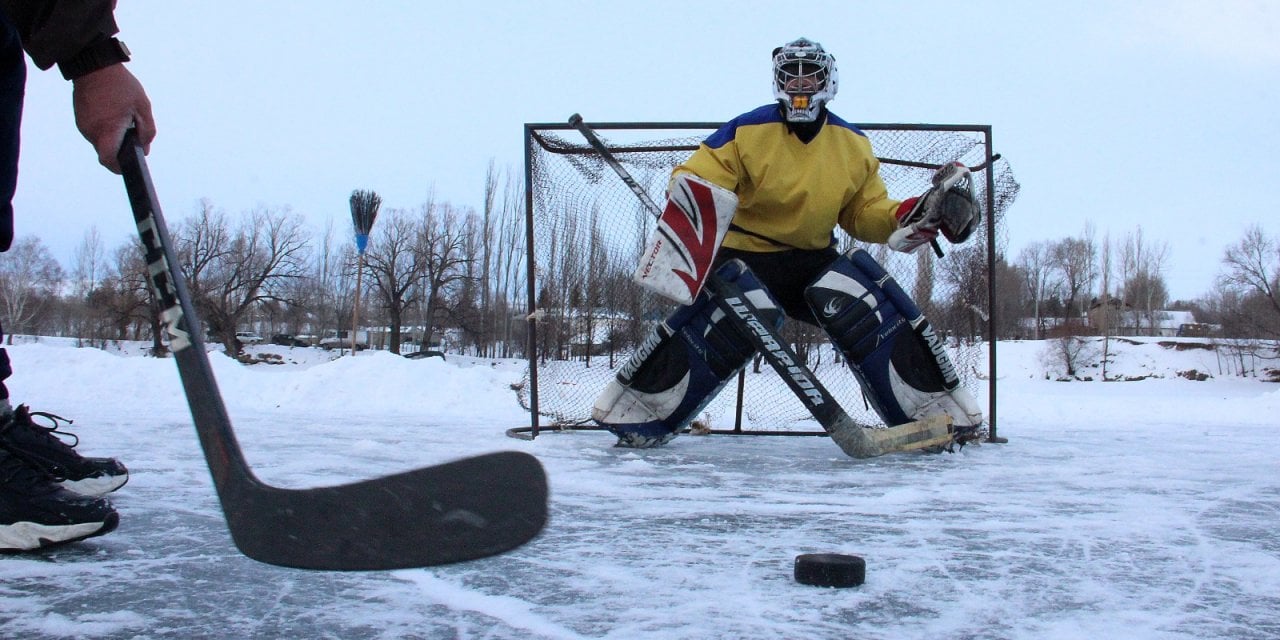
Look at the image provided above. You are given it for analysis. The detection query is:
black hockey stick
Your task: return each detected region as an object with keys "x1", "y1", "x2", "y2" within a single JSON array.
[
  {"x1": 568, "y1": 114, "x2": 951, "y2": 457},
  {"x1": 118, "y1": 130, "x2": 548, "y2": 570}
]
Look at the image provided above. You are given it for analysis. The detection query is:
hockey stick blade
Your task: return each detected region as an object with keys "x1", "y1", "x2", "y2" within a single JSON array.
[{"x1": 118, "y1": 131, "x2": 548, "y2": 570}]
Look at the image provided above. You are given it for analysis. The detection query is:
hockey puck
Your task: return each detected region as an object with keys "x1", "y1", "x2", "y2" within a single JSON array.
[{"x1": 794, "y1": 553, "x2": 866, "y2": 588}]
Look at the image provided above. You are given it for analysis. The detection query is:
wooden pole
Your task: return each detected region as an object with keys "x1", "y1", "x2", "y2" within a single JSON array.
[{"x1": 351, "y1": 254, "x2": 363, "y2": 354}]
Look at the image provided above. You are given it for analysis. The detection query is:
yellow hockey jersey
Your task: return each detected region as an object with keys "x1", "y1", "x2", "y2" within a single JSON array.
[{"x1": 674, "y1": 104, "x2": 903, "y2": 253}]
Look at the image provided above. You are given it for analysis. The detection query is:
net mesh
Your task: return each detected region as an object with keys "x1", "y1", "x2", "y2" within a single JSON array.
[{"x1": 520, "y1": 121, "x2": 1019, "y2": 432}]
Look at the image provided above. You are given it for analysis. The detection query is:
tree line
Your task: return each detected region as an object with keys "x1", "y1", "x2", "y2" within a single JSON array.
[
  {"x1": 0, "y1": 162, "x2": 530, "y2": 360},
  {"x1": 1011, "y1": 223, "x2": 1280, "y2": 341},
  {"x1": 0, "y1": 162, "x2": 1276, "y2": 363}
]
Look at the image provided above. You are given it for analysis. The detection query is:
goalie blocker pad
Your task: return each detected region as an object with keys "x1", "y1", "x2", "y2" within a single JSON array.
[
  {"x1": 593, "y1": 261, "x2": 781, "y2": 447},
  {"x1": 632, "y1": 173, "x2": 738, "y2": 305},
  {"x1": 804, "y1": 249, "x2": 983, "y2": 430}
]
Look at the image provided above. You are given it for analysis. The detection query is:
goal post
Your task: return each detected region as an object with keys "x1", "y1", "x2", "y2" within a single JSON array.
[{"x1": 519, "y1": 118, "x2": 1019, "y2": 441}]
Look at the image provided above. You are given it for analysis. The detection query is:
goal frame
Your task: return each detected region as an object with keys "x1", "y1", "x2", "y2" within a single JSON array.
[{"x1": 520, "y1": 119, "x2": 1004, "y2": 442}]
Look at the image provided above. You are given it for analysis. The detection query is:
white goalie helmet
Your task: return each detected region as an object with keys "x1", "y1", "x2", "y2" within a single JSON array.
[{"x1": 772, "y1": 37, "x2": 838, "y2": 123}]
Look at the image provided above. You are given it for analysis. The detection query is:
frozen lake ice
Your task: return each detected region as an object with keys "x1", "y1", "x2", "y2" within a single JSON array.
[{"x1": 1, "y1": 340, "x2": 1277, "y2": 639}]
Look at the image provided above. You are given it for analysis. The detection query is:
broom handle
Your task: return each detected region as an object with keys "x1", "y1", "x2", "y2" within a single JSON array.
[{"x1": 351, "y1": 254, "x2": 363, "y2": 353}]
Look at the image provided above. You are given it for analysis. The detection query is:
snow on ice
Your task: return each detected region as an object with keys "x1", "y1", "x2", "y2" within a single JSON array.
[{"x1": 0, "y1": 336, "x2": 1277, "y2": 639}]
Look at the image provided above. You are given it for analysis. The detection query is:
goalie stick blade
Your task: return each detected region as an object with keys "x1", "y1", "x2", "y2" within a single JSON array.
[
  {"x1": 118, "y1": 131, "x2": 549, "y2": 570},
  {"x1": 806, "y1": 400, "x2": 954, "y2": 459},
  {"x1": 864, "y1": 414, "x2": 954, "y2": 454},
  {"x1": 824, "y1": 414, "x2": 884, "y2": 459},
  {"x1": 222, "y1": 451, "x2": 549, "y2": 570}
]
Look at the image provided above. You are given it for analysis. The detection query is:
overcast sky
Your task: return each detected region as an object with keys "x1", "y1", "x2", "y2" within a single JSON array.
[{"x1": 11, "y1": 0, "x2": 1279, "y2": 302}]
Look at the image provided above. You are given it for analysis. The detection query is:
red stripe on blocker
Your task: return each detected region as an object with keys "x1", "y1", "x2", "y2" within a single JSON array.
[{"x1": 664, "y1": 180, "x2": 720, "y2": 299}]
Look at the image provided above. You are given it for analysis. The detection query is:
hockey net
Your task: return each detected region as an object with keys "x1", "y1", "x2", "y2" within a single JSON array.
[{"x1": 519, "y1": 119, "x2": 1019, "y2": 434}]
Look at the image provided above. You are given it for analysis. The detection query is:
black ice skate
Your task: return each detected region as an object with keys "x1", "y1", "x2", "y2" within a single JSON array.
[
  {"x1": 0, "y1": 406, "x2": 128, "y2": 497},
  {"x1": 0, "y1": 449, "x2": 119, "y2": 552}
]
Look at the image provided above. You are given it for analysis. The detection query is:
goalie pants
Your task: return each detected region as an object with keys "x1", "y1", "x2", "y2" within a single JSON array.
[
  {"x1": 716, "y1": 245, "x2": 981, "y2": 429},
  {"x1": 713, "y1": 245, "x2": 840, "y2": 326}
]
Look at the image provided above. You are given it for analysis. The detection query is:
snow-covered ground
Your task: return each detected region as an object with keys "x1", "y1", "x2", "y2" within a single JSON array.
[{"x1": 1, "y1": 336, "x2": 1277, "y2": 639}]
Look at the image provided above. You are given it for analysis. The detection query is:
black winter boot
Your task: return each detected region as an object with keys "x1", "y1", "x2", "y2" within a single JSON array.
[
  {"x1": 0, "y1": 448, "x2": 118, "y2": 551},
  {"x1": 0, "y1": 405, "x2": 128, "y2": 497}
]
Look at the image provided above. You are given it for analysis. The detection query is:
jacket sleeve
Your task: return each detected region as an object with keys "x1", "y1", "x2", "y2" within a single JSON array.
[
  {"x1": 670, "y1": 117, "x2": 747, "y2": 192},
  {"x1": 671, "y1": 130, "x2": 742, "y2": 193},
  {"x1": 0, "y1": 0, "x2": 118, "y2": 71},
  {"x1": 839, "y1": 151, "x2": 904, "y2": 244}
]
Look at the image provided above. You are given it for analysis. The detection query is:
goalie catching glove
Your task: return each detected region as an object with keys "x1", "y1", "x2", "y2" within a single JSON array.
[{"x1": 888, "y1": 162, "x2": 980, "y2": 254}]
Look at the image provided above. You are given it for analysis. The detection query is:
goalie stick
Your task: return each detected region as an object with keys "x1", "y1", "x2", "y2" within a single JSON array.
[
  {"x1": 568, "y1": 114, "x2": 953, "y2": 457},
  {"x1": 118, "y1": 130, "x2": 548, "y2": 570}
]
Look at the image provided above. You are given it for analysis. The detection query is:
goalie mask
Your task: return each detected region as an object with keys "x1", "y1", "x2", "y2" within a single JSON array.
[{"x1": 772, "y1": 37, "x2": 838, "y2": 123}]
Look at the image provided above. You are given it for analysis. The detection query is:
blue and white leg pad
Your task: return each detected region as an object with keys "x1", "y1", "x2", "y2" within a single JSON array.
[
  {"x1": 593, "y1": 261, "x2": 781, "y2": 447},
  {"x1": 804, "y1": 249, "x2": 983, "y2": 430}
]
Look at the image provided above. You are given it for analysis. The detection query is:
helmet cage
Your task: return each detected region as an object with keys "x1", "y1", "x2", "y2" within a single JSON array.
[{"x1": 772, "y1": 39, "x2": 837, "y2": 122}]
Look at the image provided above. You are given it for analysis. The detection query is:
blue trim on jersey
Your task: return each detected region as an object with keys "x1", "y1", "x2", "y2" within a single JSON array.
[
  {"x1": 703, "y1": 104, "x2": 866, "y2": 149},
  {"x1": 825, "y1": 112, "x2": 868, "y2": 138},
  {"x1": 704, "y1": 105, "x2": 780, "y2": 149}
]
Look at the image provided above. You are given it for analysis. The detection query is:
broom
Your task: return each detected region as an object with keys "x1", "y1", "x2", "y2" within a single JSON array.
[{"x1": 349, "y1": 189, "x2": 382, "y2": 353}]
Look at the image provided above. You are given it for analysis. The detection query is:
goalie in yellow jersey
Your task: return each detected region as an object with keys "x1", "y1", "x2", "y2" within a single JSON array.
[{"x1": 592, "y1": 38, "x2": 985, "y2": 449}]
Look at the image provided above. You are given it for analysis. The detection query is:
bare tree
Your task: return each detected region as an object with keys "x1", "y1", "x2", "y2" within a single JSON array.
[
  {"x1": 1050, "y1": 232, "x2": 1097, "y2": 326},
  {"x1": 0, "y1": 236, "x2": 64, "y2": 342},
  {"x1": 1017, "y1": 241, "x2": 1057, "y2": 339},
  {"x1": 1219, "y1": 224, "x2": 1280, "y2": 338},
  {"x1": 1097, "y1": 233, "x2": 1111, "y2": 376},
  {"x1": 363, "y1": 208, "x2": 426, "y2": 354},
  {"x1": 935, "y1": 243, "x2": 990, "y2": 342},
  {"x1": 174, "y1": 200, "x2": 311, "y2": 357},
  {"x1": 419, "y1": 202, "x2": 473, "y2": 349},
  {"x1": 578, "y1": 209, "x2": 614, "y2": 366},
  {"x1": 457, "y1": 164, "x2": 535, "y2": 359},
  {"x1": 311, "y1": 219, "x2": 357, "y2": 345},
  {"x1": 95, "y1": 239, "x2": 166, "y2": 354},
  {"x1": 70, "y1": 227, "x2": 107, "y2": 344},
  {"x1": 1116, "y1": 227, "x2": 1167, "y2": 335},
  {"x1": 1119, "y1": 228, "x2": 1170, "y2": 335},
  {"x1": 476, "y1": 161, "x2": 499, "y2": 356},
  {"x1": 490, "y1": 169, "x2": 528, "y2": 357},
  {"x1": 1040, "y1": 334, "x2": 1099, "y2": 379},
  {"x1": 991, "y1": 257, "x2": 1026, "y2": 340},
  {"x1": 70, "y1": 227, "x2": 105, "y2": 294},
  {"x1": 447, "y1": 212, "x2": 477, "y2": 353},
  {"x1": 0, "y1": 171, "x2": 554, "y2": 360},
  {"x1": 260, "y1": 266, "x2": 320, "y2": 339}
]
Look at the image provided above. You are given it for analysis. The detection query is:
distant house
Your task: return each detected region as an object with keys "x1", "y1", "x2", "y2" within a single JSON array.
[
  {"x1": 1087, "y1": 298, "x2": 1199, "y2": 337},
  {"x1": 1016, "y1": 315, "x2": 1069, "y2": 339},
  {"x1": 1086, "y1": 297, "x2": 1130, "y2": 334},
  {"x1": 569, "y1": 310, "x2": 636, "y2": 355},
  {"x1": 1151, "y1": 310, "x2": 1197, "y2": 337}
]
